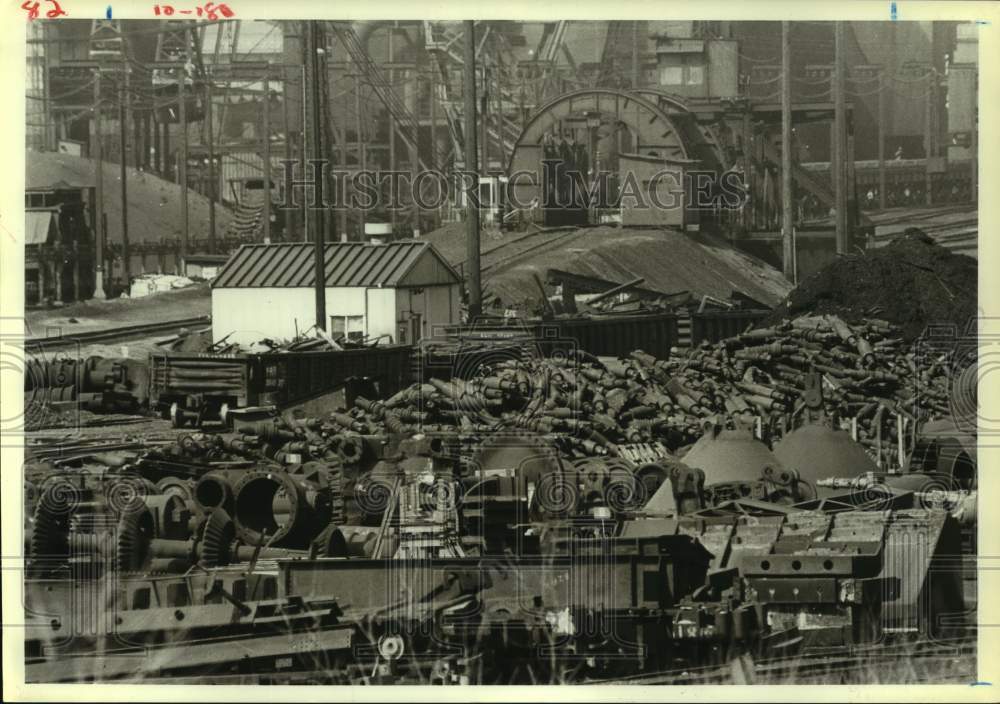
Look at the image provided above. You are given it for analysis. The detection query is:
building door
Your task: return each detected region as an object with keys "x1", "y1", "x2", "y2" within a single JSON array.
[{"x1": 410, "y1": 314, "x2": 422, "y2": 343}]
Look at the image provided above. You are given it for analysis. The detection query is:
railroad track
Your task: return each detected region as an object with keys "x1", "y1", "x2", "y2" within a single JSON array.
[{"x1": 25, "y1": 316, "x2": 211, "y2": 351}]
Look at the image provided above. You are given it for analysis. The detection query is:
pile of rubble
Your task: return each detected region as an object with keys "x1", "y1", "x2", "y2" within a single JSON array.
[
  {"x1": 339, "y1": 314, "x2": 960, "y2": 467},
  {"x1": 21, "y1": 307, "x2": 977, "y2": 684},
  {"x1": 765, "y1": 230, "x2": 977, "y2": 340}
]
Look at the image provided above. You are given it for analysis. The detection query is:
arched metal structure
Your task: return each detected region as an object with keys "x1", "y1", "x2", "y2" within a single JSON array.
[
  {"x1": 506, "y1": 89, "x2": 693, "y2": 216},
  {"x1": 633, "y1": 89, "x2": 728, "y2": 173}
]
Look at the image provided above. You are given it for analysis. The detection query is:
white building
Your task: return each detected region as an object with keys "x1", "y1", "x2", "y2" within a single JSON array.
[{"x1": 211, "y1": 241, "x2": 462, "y2": 346}]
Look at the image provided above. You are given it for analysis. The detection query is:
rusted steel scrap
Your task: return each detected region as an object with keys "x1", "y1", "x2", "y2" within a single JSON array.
[{"x1": 20, "y1": 312, "x2": 976, "y2": 684}]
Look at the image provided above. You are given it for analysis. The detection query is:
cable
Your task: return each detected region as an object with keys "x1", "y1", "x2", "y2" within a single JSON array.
[{"x1": 25, "y1": 79, "x2": 96, "y2": 102}]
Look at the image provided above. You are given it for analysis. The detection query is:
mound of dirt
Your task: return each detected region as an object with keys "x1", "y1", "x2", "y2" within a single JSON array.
[
  {"x1": 26, "y1": 150, "x2": 233, "y2": 246},
  {"x1": 422, "y1": 224, "x2": 793, "y2": 308},
  {"x1": 763, "y1": 229, "x2": 977, "y2": 339}
]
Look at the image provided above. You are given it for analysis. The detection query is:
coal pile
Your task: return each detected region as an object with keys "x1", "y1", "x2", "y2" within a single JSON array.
[{"x1": 765, "y1": 230, "x2": 977, "y2": 340}]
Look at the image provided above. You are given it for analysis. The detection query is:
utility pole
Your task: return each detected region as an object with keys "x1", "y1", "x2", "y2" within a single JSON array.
[
  {"x1": 282, "y1": 68, "x2": 293, "y2": 241},
  {"x1": 833, "y1": 22, "x2": 848, "y2": 254},
  {"x1": 41, "y1": 24, "x2": 54, "y2": 151},
  {"x1": 741, "y1": 105, "x2": 752, "y2": 233},
  {"x1": 309, "y1": 22, "x2": 327, "y2": 330},
  {"x1": 337, "y1": 46, "x2": 348, "y2": 241},
  {"x1": 878, "y1": 66, "x2": 886, "y2": 209},
  {"x1": 262, "y1": 69, "x2": 272, "y2": 244},
  {"x1": 300, "y1": 63, "x2": 309, "y2": 245},
  {"x1": 631, "y1": 22, "x2": 640, "y2": 88},
  {"x1": 178, "y1": 35, "x2": 190, "y2": 272},
  {"x1": 780, "y1": 21, "x2": 794, "y2": 280},
  {"x1": 480, "y1": 62, "x2": 489, "y2": 176},
  {"x1": 119, "y1": 65, "x2": 131, "y2": 285},
  {"x1": 971, "y1": 68, "x2": 978, "y2": 203},
  {"x1": 495, "y1": 53, "x2": 506, "y2": 167},
  {"x1": 429, "y1": 67, "x2": 437, "y2": 178},
  {"x1": 206, "y1": 69, "x2": 216, "y2": 248},
  {"x1": 388, "y1": 29, "x2": 396, "y2": 234},
  {"x1": 92, "y1": 70, "x2": 106, "y2": 300},
  {"x1": 463, "y1": 20, "x2": 482, "y2": 319},
  {"x1": 924, "y1": 68, "x2": 934, "y2": 205},
  {"x1": 354, "y1": 72, "x2": 368, "y2": 236}
]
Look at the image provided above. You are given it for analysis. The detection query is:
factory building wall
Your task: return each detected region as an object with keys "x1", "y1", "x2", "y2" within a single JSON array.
[
  {"x1": 213, "y1": 283, "x2": 460, "y2": 346},
  {"x1": 393, "y1": 284, "x2": 460, "y2": 344},
  {"x1": 366, "y1": 287, "x2": 399, "y2": 342},
  {"x1": 212, "y1": 286, "x2": 381, "y2": 346},
  {"x1": 212, "y1": 287, "x2": 315, "y2": 345}
]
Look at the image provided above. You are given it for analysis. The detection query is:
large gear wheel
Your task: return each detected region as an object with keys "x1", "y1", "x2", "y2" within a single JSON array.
[
  {"x1": 115, "y1": 507, "x2": 156, "y2": 572},
  {"x1": 290, "y1": 461, "x2": 346, "y2": 526},
  {"x1": 198, "y1": 508, "x2": 236, "y2": 568},
  {"x1": 28, "y1": 500, "x2": 70, "y2": 575}
]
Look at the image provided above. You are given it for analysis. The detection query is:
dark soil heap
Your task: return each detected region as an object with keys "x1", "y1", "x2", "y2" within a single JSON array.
[{"x1": 764, "y1": 229, "x2": 977, "y2": 340}]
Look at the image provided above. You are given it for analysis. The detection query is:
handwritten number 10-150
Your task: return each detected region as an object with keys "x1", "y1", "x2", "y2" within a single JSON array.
[{"x1": 153, "y1": 3, "x2": 235, "y2": 18}]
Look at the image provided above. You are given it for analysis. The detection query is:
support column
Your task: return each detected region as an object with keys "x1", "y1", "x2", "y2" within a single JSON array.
[
  {"x1": 307, "y1": 21, "x2": 327, "y2": 330},
  {"x1": 92, "y1": 70, "x2": 106, "y2": 300},
  {"x1": 924, "y1": 68, "x2": 934, "y2": 206},
  {"x1": 152, "y1": 117, "x2": 161, "y2": 174},
  {"x1": 38, "y1": 255, "x2": 47, "y2": 305},
  {"x1": 72, "y1": 243, "x2": 80, "y2": 302},
  {"x1": 179, "y1": 34, "x2": 190, "y2": 271},
  {"x1": 263, "y1": 70, "x2": 272, "y2": 244},
  {"x1": 352, "y1": 67, "x2": 367, "y2": 240},
  {"x1": 463, "y1": 20, "x2": 482, "y2": 318},
  {"x1": 52, "y1": 252, "x2": 63, "y2": 306},
  {"x1": 878, "y1": 67, "x2": 886, "y2": 210},
  {"x1": 780, "y1": 21, "x2": 794, "y2": 280},
  {"x1": 429, "y1": 67, "x2": 438, "y2": 227},
  {"x1": 206, "y1": 69, "x2": 216, "y2": 249},
  {"x1": 282, "y1": 68, "x2": 295, "y2": 242},
  {"x1": 388, "y1": 29, "x2": 397, "y2": 234},
  {"x1": 971, "y1": 68, "x2": 978, "y2": 203},
  {"x1": 833, "y1": 22, "x2": 848, "y2": 254},
  {"x1": 741, "y1": 106, "x2": 752, "y2": 233},
  {"x1": 163, "y1": 118, "x2": 171, "y2": 179},
  {"x1": 120, "y1": 66, "x2": 131, "y2": 285}
]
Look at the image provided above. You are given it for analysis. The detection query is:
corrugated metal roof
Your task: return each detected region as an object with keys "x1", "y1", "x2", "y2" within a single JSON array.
[
  {"x1": 220, "y1": 152, "x2": 288, "y2": 202},
  {"x1": 25, "y1": 210, "x2": 55, "y2": 245},
  {"x1": 212, "y1": 241, "x2": 462, "y2": 289}
]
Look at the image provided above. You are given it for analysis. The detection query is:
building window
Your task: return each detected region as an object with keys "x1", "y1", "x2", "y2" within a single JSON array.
[
  {"x1": 330, "y1": 315, "x2": 364, "y2": 341},
  {"x1": 687, "y1": 65, "x2": 704, "y2": 85},
  {"x1": 660, "y1": 66, "x2": 683, "y2": 86}
]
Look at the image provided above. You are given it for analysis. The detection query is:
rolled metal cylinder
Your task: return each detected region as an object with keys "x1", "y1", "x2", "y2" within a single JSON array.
[
  {"x1": 231, "y1": 469, "x2": 326, "y2": 548},
  {"x1": 194, "y1": 471, "x2": 243, "y2": 512}
]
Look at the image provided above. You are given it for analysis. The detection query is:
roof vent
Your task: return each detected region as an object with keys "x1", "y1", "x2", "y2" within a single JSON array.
[{"x1": 364, "y1": 222, "x2": 392, "y2": 245}]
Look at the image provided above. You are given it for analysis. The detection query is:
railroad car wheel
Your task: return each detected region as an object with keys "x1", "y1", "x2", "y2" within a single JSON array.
[{"x1": 169, "y1": 402, "x2": 185, "y2": 428}]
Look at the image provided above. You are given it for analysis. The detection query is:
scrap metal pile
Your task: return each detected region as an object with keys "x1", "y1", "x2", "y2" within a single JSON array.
[
  {"x1": 22, "y1": 313, "x2": 976, "y2": 684},
  {"x1": 23, "y1": 355, "x2": 149, "y2": 427},
  {"x1": 349, "y1": 314, "x2": 965, "y2": 470}
]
